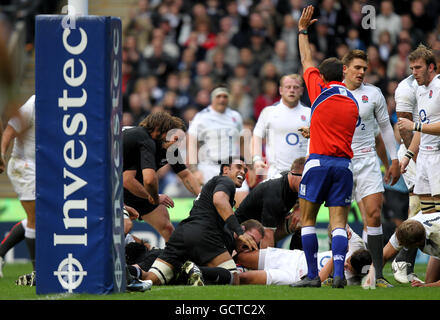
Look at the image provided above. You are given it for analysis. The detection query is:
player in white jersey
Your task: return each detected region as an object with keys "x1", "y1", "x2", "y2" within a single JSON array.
[
  {"x1": 1, "y1": 95, "x2": 36, "y2": 284},
  {"x1": 236, "y1": 225, "x2": 371, "y2": 286},
  {"x1": 252, "y1": 74, "x2": 310, "y2": 179},
  {"x1": 341, "y1": 50, "x2": 400, "y2": 288},
  {"x1": 391, "y1": 74, "x2": 423, "y2": 284},
  {"x1": 400, "y1": 45, "x2": 440, "y2": 215},
  {"x1": 383, "y1": 211, "x2": 440, "y2": 287},
  {"x1": 187, "y1": 86, "x2": 249, "y2": 204},
  {"x1": 395, "y1": 74, "x2": 420, "y2": 215}
]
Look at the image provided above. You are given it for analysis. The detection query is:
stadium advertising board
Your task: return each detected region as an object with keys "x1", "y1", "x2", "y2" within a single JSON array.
[{"x1": 35, "y1": 15, "x2": 124, "y2": 294}]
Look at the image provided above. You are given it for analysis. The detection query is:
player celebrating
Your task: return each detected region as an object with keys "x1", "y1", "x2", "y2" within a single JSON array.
[
  {"x1": 290, "y1": 5, "x2": 359, "y2": 289},
  {"x1": 342, "y1": 49, "x2": 400, "y2": 288}
]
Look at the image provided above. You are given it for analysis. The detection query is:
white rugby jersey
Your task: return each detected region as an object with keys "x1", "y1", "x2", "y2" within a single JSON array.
[
  {"x1": 253, "y1": 101, "x2": 310, "y2": 174},
  {"x1": 390, "y1": 211, "x2": 440, "y2": 258},
  {"x1": 414, "y1": 75, "x2": 440, "y2": 152},
  {"x1": 395, "y1": 75, "x2": 419, "y2": 122},
  {"x1": 188, "y1": 105, "x2": 243, "y2": 162},
  {"x1": 8, "y1": 95, "x2": 35, "y2": 161},
  {"x1": 348, "y1": 83, "x2": 397, "y2": 159}
]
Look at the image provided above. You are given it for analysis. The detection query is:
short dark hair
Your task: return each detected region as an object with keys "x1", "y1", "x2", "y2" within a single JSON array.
[
  {"x1": 350, "y1": 249, "x2": 372, "y2": 276},
  {"x1": 318, "y1": 57, "x2": 343, "y2": 82},
  {"x1": 290, "y1": 157, "x2": 306, "y2": 172},
  {"x1": 241, "y1": 219, "x2": 265, "y2": 238},
  {"x1": 408, "y1": 44, "x2": 437, "y2": 71},
  {"x1": 342, "y1": 49, "x2": 368, "y2": 66},
  {"x1": 219, "y1": 156, "x2": 245, "y2": 175}
]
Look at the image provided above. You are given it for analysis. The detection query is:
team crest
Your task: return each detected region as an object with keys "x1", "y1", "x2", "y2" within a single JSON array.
[
  {"x1": 429, "y1": 90, "x2": 433, "y2": 99},
  {"x1": 301, "y1": 115, "x2": 306, "y2": 121},
  {"x1": 361, "y1": 95, "x2": 368, "y2": 103}
]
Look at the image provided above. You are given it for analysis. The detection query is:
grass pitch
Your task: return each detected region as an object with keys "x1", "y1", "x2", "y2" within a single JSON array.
[{"x1": 0, "y1": 262, "x2": 439, "y2": 301}]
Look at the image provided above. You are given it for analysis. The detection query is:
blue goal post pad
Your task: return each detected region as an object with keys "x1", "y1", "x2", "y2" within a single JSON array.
[{"x1": 35, "y1": 15, "x2": 125, "y2": 294}]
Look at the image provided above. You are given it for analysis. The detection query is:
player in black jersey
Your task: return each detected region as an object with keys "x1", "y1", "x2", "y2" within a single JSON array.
[
  {"x1": 137, "y1": 157, "x2": 260, "y2": 286},
  {"x1": 125, "y1": 219, "x2": 265, "y2": 286},
  {"x1": 235, "y1": 157, "x2": 305, "y2": 248},
  {"x1": 123, "y1": 111, "x2": 201, "y2": 241}
]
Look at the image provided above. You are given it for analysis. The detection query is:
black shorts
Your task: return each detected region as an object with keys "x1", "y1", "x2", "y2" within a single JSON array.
[
  {"x1": 159, "y1": 222, "x2": 229, "y2": 268},
  {"x1": 124, "y1": 190, "x2": 159, "y2": 219}
]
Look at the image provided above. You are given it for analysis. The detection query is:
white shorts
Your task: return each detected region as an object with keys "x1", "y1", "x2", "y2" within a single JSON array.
[
  {"x1": 259, "y1": 247, "x2": 332, "y2": 285},
  {"x1": 198, "y1": 162, "x2": 249, "y2": 192},
  {"x1": 351, "y1": 154, "x2": 384, "y2": 202},
  {"x1": 7, "y1": 157, "x2": 35, "y2": 201},
  {"x1": 259, "y1": 247, "x2": 305, "y2": 285},
  {"x1": 413, "y1": 151, "x2": 440, "y2": 196},
  {"x1": 397, "y1": 144, "x2": 416, "y2": 191}
]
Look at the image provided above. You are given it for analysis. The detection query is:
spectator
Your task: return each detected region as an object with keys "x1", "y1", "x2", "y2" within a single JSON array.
[
  {"x1": 271, "y1": 39, "x2": 299, "y2": 75},
  {"x1": 224, "y1": 1, "x2": 243, "y2": 37},
  {"x1": 309, "y1": 21, "x2": 337, "y2": 58},
  {"x1": 210, "y1": 49, "x2": 233, "y2": 85},
  {"x1": 377, "y1": 30, "x2": 393, "y2": 62},
  {"x1": 411, "y1": 0, "x2": 435, "y2": 34},
  {"x1": 206, "y1": 0, "x2": 225, "y2": 33},
  {"x1": 316, "y1": 0, "x2": 349, "y2": 44},
  {"x1": 280, "y1": 14, "x2": 300, "y2": 70},
  {"x1": 206, "y1": 32, "x2": 240, "y2": 69},
  {"x1": 259, "y1": 62, "x2": 280, "y2": 91},
  {"x1": 231, "y1": 11, "x2": 267, "y2": 49},
  {"x1": 287, "y1": 0, "x2": 305, "y2": 22},
  {"x1": 253, "y1": 80, "x2": 280, "y2": 120},
  {"x1": 128, "y1": 92, "x2": 150, "y2": 125},
  {"x1": 230, "y1": 63, "x2": 259, "y2": 99},
  {"x1": 365, "y1": 45, "x2": 387, "y2": 91},
  {"x1": 347, "y1": 0, "x2": 372, "y2": 47},
  {"x1": 372, "y1": 0, "x2": 402, "y2": 46},
  {"x1": 346, "y1": 27, "x2": 366, "y2": 52},
  {"x1": 387, "y1": 40, "x2": 412, "y2": 80},
  {"x1": 249, "y1": 30, "x2": 274, "y2": 68},
  {"x1": 229, "y1": 79, "x2": 254, "y2": 121},
  {"x1": 238, "y1": 47, "x2": 260, "y2": 77},
  {"x1": 400, "y1": 13, "x2": 425, "y2": 49},
  {"x1": 177, "y1": 47, "x2": 197, "y2": 75}
]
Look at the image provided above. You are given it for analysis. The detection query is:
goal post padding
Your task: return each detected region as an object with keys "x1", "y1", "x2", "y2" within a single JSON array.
[{"x1": 35, "y1": 15, "x2": 125, "y2": 294}]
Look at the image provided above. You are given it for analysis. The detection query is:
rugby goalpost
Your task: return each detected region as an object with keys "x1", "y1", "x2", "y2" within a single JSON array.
[{"x1": 35, "y1": 0, "x2": 126, "y2": 294}]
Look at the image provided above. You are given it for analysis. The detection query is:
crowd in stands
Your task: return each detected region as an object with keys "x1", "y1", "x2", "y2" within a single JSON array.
[{"x1": 121, "y1": 0, "x2": 440, "y2": 131}]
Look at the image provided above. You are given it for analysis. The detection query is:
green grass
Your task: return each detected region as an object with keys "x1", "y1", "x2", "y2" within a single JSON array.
[{"x1": 1, "y1": 263, "x2": 439, "y2": 301}]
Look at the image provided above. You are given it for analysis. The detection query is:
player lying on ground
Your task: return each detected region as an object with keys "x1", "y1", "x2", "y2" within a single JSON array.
[
  {"x1": 126, "y1": 219, "x2": 264, "y2": 286},
  {"x1": 383, "y1": 211, "x2": 440, "y2": 287},
  {"x1": 236, "y1": 225, "x2": 372, "y2": 286}
]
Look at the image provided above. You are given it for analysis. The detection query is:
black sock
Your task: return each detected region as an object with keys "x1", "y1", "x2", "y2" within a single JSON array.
[
  {"x1": 367, "y1": 234, "x2": 384, "y2": 279},
  {"x1": 0, "y1": 221, "x2": 25, "y2": 257},
  {"x1": 24, "y1": 237, "x2": 35, "y2": 270},
  {"x1": 199, "y1": 266, "x2": 233, "y2": 285}
]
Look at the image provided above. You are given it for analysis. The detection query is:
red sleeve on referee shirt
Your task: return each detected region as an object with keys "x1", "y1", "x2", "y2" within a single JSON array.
[{"x1": 303, "y1": 67, "x2": 325, "y2": 103}]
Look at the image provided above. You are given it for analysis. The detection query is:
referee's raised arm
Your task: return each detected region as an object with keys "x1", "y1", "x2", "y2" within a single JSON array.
[{"x1": 298, "y1": 5, "x2": 318, "y2": 71}]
